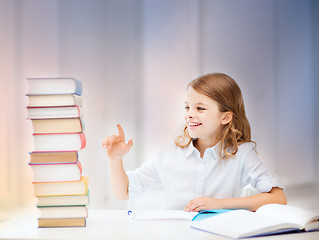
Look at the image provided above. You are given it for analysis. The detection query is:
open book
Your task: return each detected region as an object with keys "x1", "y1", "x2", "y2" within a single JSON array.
[
  {"x1": 134, "y1": 209, "x2": 232, "y2": 221},
  {"x1": 191, "y1": 204, "x2": 319, "y2": 238}
]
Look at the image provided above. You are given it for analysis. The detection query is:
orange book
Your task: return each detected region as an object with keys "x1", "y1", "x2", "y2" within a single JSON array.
[{"x1": 38, "y1": 218, "x2": 86, "y2": 227}]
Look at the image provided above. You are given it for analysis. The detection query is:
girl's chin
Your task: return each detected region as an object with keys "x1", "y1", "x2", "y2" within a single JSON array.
[{"x1": 188, "y1": 132, "x2": 199, "y2": 139}]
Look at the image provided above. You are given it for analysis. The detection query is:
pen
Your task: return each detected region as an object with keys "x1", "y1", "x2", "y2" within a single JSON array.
[
  {"x1": 128, "y1": 199, "x2": 133, "y2": 221},
  {"x1": 128, "y1": 210, "x2": 133, "y2": 221}
]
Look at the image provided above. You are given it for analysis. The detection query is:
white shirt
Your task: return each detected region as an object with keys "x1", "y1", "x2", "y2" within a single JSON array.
[{"x1": 127, "y1": 141, "x2": 283, "y2": 210}]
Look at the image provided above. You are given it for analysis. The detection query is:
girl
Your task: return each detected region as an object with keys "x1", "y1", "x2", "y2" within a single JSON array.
[{"x1": 102, "y1": 73, "x2": 286, "y2": 212}]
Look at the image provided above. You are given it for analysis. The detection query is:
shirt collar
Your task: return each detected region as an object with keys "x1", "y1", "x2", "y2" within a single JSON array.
[
  {"x1": 184, "y1": 140, "x2": 196, "y2": 158},
  {"x1": 184, "y1": 140, "x2": 219, "y2": 159}
]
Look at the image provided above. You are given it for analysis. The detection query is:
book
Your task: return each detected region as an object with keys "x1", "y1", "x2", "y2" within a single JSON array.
[
  {"x1": 133, "y1": 209, "x2": 232, "y2": 221},
  {"x1": 27, "y1": 94, "x2": 82, "y2": 107},
  {"x1": 33, "y1": 132, "x2": 86, "y2": 152},
  {"x1": 191, "y1": 204, "x2": 319, "y2": 238},
  {"x1": 30, "y1": 161, "x2": 82, "y2": 183},
  {"x1": 27, "y1": 106, "x2": 83, "y2": 119},
  {"x1": 27, "y1": 78, "x2": 82, "y2": 95},
  {"x1": 37, "y1": 191, "x2": 89, "y2": 207},
  {"x1": 29, "y1": 151, "x2": 78, "y2": 164},
  {"x1": 38, "y1": 206, "x2": 88, "y2": 219},
  {"x1": 135, "y1": 211, "x2": 198, "y2": 221},
  {"x1": 31, "y1": 118, "x2": 84, "y2": 134},
  {"x1": 38, "y1": 218, "x2": 86, "y2": 227},
  {"x1": 33, "y1": 176, "x2": 88, "y2": 196}
]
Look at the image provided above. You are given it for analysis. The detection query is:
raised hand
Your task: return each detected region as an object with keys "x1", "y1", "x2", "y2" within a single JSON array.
[{"x1": 102, "y1": 124, "x2": 133, "y2": 161}]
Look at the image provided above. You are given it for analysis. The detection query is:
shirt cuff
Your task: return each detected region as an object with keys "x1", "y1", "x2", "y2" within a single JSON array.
[{"x1": 255, "y1": 174, "x2": 284, "y2": 193}]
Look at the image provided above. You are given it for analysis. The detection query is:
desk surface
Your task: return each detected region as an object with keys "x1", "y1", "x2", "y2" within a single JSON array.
[{"x1": 0, "y1": 208, "x2": 318, "y2": 240}]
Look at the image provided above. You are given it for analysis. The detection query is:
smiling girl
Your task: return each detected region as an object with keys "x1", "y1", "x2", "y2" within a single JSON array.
[{"x1": 102, "y1": 73, "x2": 287, "y2": 211}]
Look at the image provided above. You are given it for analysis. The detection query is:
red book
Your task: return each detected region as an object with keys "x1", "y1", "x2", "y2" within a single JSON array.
[{"x1": 33, "y1": 133, "x2": 86, "y2": 152}]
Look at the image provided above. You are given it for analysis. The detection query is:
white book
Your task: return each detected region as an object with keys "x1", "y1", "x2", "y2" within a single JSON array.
[
  {"x1": 27, "y1": 78, "x2": 82, "y2": 95},
  {"x1": 37, "y1": 194, "x2": 89, "y2": 207},
  {"x1": 191, "y1": 204, "x2": 319, "y2": 238},
  {"x1": 134, "y1": 210, "x2": 198, "y2": 221},
  {"x1": 38, "y1": 206, "x2": 88, "y2": 219},
  {"x1": 27, "y1": 106, "x2": 83, "y2": 119}
]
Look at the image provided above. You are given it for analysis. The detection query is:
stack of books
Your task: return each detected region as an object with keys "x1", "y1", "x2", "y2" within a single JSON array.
[{"x1": 26, "y1": 78, "x2": 89, "y2": 228}]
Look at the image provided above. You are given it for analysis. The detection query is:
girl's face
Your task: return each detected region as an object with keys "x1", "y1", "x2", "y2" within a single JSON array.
[{"x1": 184, "y1": 87, "x2": 229, "y2": 144}]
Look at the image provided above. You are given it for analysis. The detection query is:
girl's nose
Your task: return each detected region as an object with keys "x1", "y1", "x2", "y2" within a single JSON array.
[{"x1": 186, "y1": 110, "x2": 194, "y2": 119}]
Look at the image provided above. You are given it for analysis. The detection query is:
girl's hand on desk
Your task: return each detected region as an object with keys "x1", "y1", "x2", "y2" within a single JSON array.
[
  {"x1": 184, "y1": 197, "x2": 222, "y2": 212},
  {"x1": 102, "y1": 124, "x2": 133, "y2": 161}
]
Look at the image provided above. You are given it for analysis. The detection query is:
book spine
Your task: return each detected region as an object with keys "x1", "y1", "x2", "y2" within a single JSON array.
[
  {"x1": 80, "y1": 118, "x2": 85, "y2": 132},
  {"x1": 74, "y1": 79, "x2": 83, "y2": 96},
  {"x1": 77, "y1": 106, "x2": 83, "y2": 118},
  {"x1": 73, "y1": 95, "x2": 83, "y2": 107},
  {"x1": 82, "y1": 177, "x2": 89, "y2": 195},
  {"x1": 80, "y1": 132, "x2": 86, "y2": 150},
  {"x1": 77, "y1": 160, "x2": 82, "y2": 176}
]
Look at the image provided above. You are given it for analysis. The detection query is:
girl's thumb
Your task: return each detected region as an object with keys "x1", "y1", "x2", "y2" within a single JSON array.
[{"x1": 126, "y1": 138, "x2": 133, "y2": 152}]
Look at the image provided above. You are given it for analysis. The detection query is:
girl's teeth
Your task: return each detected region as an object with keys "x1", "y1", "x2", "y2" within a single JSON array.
[{"x1": 189, "y1": 123, "x2": 201, "y2": 126}]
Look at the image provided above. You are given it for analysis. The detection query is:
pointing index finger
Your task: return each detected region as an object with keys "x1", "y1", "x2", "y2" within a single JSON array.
[{"x1": 117, "y1": 124, "x2": 125, "y2": 141}]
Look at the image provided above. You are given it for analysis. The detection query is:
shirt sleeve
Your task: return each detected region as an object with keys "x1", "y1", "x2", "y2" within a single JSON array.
[
  {"x1": 240, "y1": 144, "x2": 284, "y2": 193},
  {"x1": 127, "y1": 157, "x2": 162, "y2": 199}
]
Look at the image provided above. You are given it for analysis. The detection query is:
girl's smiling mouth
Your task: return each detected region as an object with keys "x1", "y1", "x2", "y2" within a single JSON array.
[{"x1": 188, "y1": 122, "x2": 202, "y2": 129}]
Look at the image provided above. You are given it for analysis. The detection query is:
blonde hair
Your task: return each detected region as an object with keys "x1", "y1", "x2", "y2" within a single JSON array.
[{"x1": 175, "y1": 73, "x2": 254, "y2": 159}]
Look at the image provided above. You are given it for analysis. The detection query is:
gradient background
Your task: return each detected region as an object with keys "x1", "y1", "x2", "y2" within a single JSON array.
[{"x1": 0, "y1": 0, "x2": 318, "y2": 210}]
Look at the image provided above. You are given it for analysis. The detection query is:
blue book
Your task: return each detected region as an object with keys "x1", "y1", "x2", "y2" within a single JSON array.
[
  {"x1": 27, "y1": 78, "x2": 83, "y2": 96},
  {"x1": 192, "y1": 209, "x2": 233, "y2": 221}
]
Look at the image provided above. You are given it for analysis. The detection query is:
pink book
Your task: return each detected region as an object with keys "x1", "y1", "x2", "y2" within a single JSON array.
[
  {"x1": 32, "y1": 132, "x2": 86, "y2": 152},
  {"x1": 29, "y1": 161, "x2": 82, "y2": 183}
]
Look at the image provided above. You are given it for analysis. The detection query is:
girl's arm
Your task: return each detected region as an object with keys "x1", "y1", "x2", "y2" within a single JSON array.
[
  {"x1": 102, "y1": 124, "x2": 133, "y2": 200},
  {"x1": 109, "y1": 158, "x2": 129, "y2": 200},
  {"x1": 184, "y1": 187, "x2": 287, "y2": 212}
]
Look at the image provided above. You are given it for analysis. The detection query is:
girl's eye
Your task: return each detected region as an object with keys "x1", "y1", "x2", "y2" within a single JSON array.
[
  {"x1": 185, "y1": 106, "x2": 190, "y2": 111},
  {"x1": 197, "y1": 107, "x2": 205, "y2": 111}
]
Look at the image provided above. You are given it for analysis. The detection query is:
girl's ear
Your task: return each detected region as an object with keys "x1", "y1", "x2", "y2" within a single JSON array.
[{"x1": 221, "y1": 111, "x2": 233, "y2": 125}]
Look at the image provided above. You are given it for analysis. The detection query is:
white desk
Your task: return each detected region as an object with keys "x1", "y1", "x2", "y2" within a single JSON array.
[{"x1": 0, "y1": 208, "x2": 318, "y2": 240}]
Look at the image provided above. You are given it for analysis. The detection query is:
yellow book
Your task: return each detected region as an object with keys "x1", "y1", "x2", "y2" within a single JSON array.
[{"x1": 33, "y1": 176, "x2": 88, "y2": 196}]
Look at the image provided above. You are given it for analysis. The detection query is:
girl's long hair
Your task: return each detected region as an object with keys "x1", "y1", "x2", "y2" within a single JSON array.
[{"x1": 175, "y1": 73, "x2": 254, "y2": 159}]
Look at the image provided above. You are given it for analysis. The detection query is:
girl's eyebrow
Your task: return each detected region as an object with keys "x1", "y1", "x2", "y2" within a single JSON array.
[
  {"x1": 184, "y1": 101, "x2": 208, "y2": 106},
  {"x1": 197, "y1": 102, "x2": 207, "y2": 106}
]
